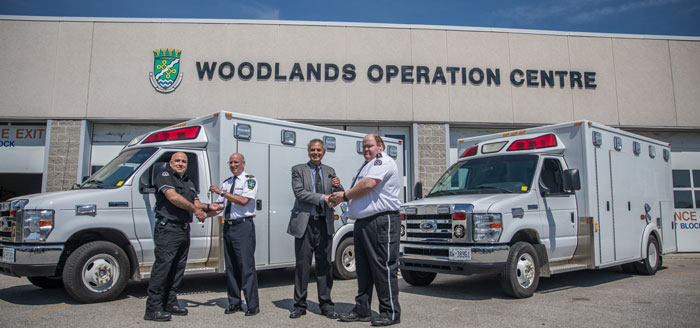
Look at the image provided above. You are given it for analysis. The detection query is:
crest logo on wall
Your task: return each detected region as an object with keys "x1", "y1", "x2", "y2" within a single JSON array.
[{"x1": 149, "y1": 48, "x2": 183, "y2": 93}]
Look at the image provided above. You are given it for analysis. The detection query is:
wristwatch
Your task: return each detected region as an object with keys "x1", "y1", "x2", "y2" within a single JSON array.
[
  {"x1": 221, "y1": 191, "x2": 228, "y2": 197},
  {"x1": 342, "y1": 191, "x2": 349, "y2": 202}
]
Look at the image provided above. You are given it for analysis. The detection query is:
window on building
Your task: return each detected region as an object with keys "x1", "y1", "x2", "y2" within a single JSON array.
[{"x1": 673, "y1": 169, "x2": 697, "y2": 209}]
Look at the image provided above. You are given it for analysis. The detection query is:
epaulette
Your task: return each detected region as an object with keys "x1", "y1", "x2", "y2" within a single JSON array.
[
  {"x1": 376, "y1": 153, "x2": 383, "y2": 158},
  {"x1": 246, "y1": 174, "x2": 255, "y2": 178}
]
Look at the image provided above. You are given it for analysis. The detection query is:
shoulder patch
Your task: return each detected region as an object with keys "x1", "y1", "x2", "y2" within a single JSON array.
[
  {"x1": 374, "y1": 159, "x2": 382, "y2": 166},
  {"x1": 247, "y1": 179, "x2": 256, "y2": 190},
  {"x1": 161, "y1": 171, "x2": 170, "y2": 177}
]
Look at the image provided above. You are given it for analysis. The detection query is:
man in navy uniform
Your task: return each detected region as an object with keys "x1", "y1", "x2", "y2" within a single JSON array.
[
  {"x1": 287, "y1": 139, "x2": 343, "y2": 319},
  {"x1": 331, "y1": 134, "x2": 402, "y2": 327},
  {"x1": 145, "y1": 152, "x2": 222, "y2": 322},
  {"x1": 210, "y1": 153, "x2": 260, "y2": 316}
]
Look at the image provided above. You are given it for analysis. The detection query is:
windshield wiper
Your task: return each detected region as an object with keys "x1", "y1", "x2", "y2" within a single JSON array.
[
  {"x1": 426, "y1": 190, "x2": 461, "y2": 197},
  {"x1": 82, "y1": 180, "x2": 107, "y2": 188},
  {"x1": 471, "y1": 185, "x2": 514, "y2": 193}
]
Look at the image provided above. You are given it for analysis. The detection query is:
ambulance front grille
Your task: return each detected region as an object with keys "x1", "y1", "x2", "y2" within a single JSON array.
[{"x1": 404, "y1": 214, "x2": 453, "y2": 242}]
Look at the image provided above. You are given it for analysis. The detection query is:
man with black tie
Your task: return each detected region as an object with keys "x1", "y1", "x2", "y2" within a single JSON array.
[
  {"x1": 287, "y1": 139, "x2": 343, "y2": 319},
  {"x1": 209, "y1": 152, "x2": 260, "y2": 316}
]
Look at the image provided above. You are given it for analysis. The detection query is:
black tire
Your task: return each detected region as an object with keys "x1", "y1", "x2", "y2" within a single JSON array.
[
  {"x1": 333, "y1": 237, "x2": 357, "y2": 280},
  {"x1": 27, "y1": 276, "x2": 64, "y2": 289},
  {"x1": 400, "y1": 269, "x2": 436, "y2": 286},
  {"x1": 500, "y1": 242, "x2": 540, "y2": 298},
  {"x1": 634, "y1": 235, "x2": 660, "y2": 275},
  {"x1": 62, "y1": 241, "x2": 130, "y2": 303},
  {"x1": 621, "y1": 263, "x2": 638, "y2": 274}
]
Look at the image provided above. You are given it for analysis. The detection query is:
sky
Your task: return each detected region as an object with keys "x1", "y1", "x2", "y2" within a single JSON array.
[{"x1": 1, "y1": 0, "x2": 699, "y2": 37}]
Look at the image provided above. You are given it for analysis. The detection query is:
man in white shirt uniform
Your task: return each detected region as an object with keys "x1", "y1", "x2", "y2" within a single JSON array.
[
  {"x1": 330, "y1": 133, "x2": 401, "y2": 327},
  {"x1": 209, "y1": 153, "x2": 260, "y2": 316}
]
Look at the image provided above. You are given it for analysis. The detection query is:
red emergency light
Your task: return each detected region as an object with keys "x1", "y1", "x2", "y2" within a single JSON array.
[
  {"x1": 143, "y1": 126, "x2": 201, "y2": 144},
  {"x1": 507, "y1": 134, "x2": 557, "y2": 151},
  {"x1": 451, "y1": 213, "x2": 466, "y2": 220},
  {"x1": 459, "y1": 146, "x2": 477, "y2": 158}
]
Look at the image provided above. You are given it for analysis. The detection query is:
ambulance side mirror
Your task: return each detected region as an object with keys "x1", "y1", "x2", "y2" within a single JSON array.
[
  {"x1": 414, "y1": 182, "x2": 423, "y2": 200},
  {"x1": 563, "y1": 169, "x2": 581, "y2": 192}
]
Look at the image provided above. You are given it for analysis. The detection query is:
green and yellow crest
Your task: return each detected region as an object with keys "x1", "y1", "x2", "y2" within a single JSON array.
[{"x1": 149, "y1": 48, "x2": 183, "y2": 93}]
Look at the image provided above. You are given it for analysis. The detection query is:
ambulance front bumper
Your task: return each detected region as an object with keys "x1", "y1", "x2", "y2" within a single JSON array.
[
  {"x1": 0, "y1": 242, "x2": 64, "y2": 277},
  {"x1": 399, "y1": 244, "x2": 510, "y2": 275}
]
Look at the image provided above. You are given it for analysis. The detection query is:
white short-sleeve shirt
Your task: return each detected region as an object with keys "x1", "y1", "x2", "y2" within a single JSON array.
[
  {"x1": 216, "y1": 170, "x2": 257, "y2": 219},
  {"x1": 347, "y1": 152, "x2": 401, "y2": 219}
]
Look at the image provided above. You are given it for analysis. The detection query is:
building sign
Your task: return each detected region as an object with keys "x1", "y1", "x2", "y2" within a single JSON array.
[
  {"x1": 195, "y1": 61, "x2": 597, "y2": 89},
  {"x1": 675, "y1": 209, "x2": 700, "y2": 252},
  {"x1": 149, "y1": 48, "x2": 183, "y2": 93},
  {"x1": 0, "y1": 125, "x2": 46, "y2": 147}
]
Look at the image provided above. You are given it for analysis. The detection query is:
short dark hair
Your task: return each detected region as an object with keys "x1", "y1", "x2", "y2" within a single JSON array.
[{"x1": 307, "y1": 138, "x2": 325, "y2": 151}]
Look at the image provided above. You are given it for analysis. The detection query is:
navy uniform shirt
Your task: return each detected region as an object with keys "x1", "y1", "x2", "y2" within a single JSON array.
[{"x1": 154, "y1": 165, "x2": 198, "y2": 223}]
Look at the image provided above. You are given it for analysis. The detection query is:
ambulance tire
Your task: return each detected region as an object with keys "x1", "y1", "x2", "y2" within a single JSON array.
[
  {"x1": 27, "y1": 276, "x2": 64, "y2": 289},
  {"x1": 500, "y1": 242, "x2": 540, "y2": 299},
  {"x1": 400, "y1": 269, "x2": 436, "y2": 286},
  {"x1": 333, "y1": 237, "x2": 357, "y2": 280},
  {"x1": 62, "y1": 241, "x2": 129, "y2": 303},
  {"x1": 634, "y1": 235, "x2": 660, "y2": 275}
]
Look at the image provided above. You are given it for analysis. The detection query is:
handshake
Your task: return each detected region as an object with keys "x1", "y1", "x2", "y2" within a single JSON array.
[{"x1": 323, "y1": 176, "x2": 345, "y2": 208}]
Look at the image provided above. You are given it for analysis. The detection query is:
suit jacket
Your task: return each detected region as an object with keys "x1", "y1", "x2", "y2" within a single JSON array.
[{"x1": 287, "y1": 162, "x2": 344, "y2": 238}]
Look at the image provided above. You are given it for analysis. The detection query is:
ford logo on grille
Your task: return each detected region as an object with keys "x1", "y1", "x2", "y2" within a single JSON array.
[{"x1": 419, "y1": 220, "x2": 437, "y2": 232}]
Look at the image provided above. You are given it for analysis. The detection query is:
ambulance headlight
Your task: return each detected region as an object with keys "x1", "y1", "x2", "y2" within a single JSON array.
[
  {"x1": 473, "y1": 213, "x2": 502, "y2": 242},
  {"x1": 21, "y1": 210, "x2": 55, "y2": 242}
]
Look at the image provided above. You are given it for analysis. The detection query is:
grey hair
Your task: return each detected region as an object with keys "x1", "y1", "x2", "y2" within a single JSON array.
[{"x1": 307, "y1": 138, "x2": 325, "y2": 151}]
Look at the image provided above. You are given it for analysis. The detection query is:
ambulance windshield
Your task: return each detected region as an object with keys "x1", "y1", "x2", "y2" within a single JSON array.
[
  {"x1": 427, "y1": 155, "x2": 538, "y2": 196},
  {"x1": 81, "y1": 148, "x2": 158, "y2": 188}
]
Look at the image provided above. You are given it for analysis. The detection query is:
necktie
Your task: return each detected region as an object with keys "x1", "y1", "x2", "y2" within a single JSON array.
[
  {"x1": 315, "y1": 167, "x2": 324, "y2": 214},
  {"x1": 224, "y1": 176, "x2": 236, "y2": 220},
  {"x1": 351, "y1": 161, "x2": 369, "y2": 188}
]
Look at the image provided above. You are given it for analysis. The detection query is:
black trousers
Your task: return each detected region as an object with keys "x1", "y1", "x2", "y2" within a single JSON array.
[
  {"x1": 223, "y1": 220, "x2": 259, "y2": 310},
  {"x1": 352, "y1": 213, "x2": 401, "y2": 320},
  {"x1": 293, "y1": 218, "x2": 334, "y2": 311},
  {"x1": 146, "y1": 221, "x2": 190, "y2": 313}
]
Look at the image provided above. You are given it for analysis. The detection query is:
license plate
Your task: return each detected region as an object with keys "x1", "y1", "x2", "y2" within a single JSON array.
[
  {"x1": 449, "y1": 247, "x2": 471, "y2": 261},
  {"x1": 1, "y1": 247, "x2": 15, "y2": 263}
]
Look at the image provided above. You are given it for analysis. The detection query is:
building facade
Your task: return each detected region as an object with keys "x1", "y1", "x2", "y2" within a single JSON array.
[{"x1": 1, "y1": 17, "x2": 699, "y2": 249}]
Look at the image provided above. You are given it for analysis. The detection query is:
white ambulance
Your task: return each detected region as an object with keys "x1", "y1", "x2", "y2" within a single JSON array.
[
  {"x1": 399, "y1": 121, "x2": 676, "y2": 298},
  {"x1": 0, "y1": 111, "x2": 404, "y2": 303}
]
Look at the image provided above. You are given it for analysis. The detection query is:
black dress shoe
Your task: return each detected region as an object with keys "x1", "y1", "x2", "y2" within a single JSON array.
[
  {"x1": 165, "y1": 305, "x2": 188, "y2": 316},
  {"x1": 289, "y1": 307, "x2": 306, "y2": 319},
  {"x1": 339, "y1": 311, "x2": 371, "y2": 322},
  {"x1": 245, "y1": 308, "x2": 260, "y2": 316},
  {"x1": 321, "y1": 309, "x2": 339, "y2": 319},
  {"x1": 224, "y1": 304, "x2": 243, "y2": 314},
  {"x1": 371, "y1": 316, "x2": 400, "y2": 326},
  {"x1": 144, "y1": 311, "x2": 172, "y2": 322}
]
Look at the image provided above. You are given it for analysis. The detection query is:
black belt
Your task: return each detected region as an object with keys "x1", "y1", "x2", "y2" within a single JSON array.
[
  {"x1": 364, "y1": 211, "x2": 400, "y2": 220},
  {"x1": 157, "y1": 218, "x2": 189, "y2": 228},
  {"x1": 309, "y1": 215, "x2": 326, "y2": 221},
  {"x1": 224, "y1": 216, "x2": 254, "y2": 225}
]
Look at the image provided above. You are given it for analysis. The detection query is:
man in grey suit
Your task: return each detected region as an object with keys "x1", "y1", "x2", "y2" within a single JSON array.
[{"x1": 287, "y1": 139, "x2": 343, "y2": 320}]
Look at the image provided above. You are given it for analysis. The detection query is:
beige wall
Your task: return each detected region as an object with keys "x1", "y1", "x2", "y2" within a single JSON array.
[{"x1": 0, "y1": 18, "x2": 698, "y2": 129}]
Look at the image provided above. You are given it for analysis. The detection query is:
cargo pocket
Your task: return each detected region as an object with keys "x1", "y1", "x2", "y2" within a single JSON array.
[{"x1": 376, "y1": 214, "x2": 401, "y2": 245}]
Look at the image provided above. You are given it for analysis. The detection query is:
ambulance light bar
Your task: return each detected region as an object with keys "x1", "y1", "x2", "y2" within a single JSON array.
[
  {"x1": 459, "y1": 145, "x2": 477, "y2": 158},
  {"x1": 507, "y1": 134, "x2": 557, "y2": 151},
  {"x1": 143, "y1": 126, "x2": 201, "y2": 143}
]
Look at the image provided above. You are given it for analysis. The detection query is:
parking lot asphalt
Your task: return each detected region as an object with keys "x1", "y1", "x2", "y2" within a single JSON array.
[{"x1": 1, "y1": 253, "x2": 699, "y2": 327}]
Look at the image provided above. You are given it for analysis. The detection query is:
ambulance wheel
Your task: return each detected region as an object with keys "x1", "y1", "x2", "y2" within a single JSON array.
[
  {"x1": 62, "y1": 241, "x2": 129, "y2": 303},
  {"x1": 400, "y1": 269, "x2": 436, "y2": 286},
  {"x1": 500, "y1": 242, "x2": 540, "y2": 298},
  {"x1": 334, "y1": 237, "x2": 357, "y2": 280},
  {"x1": 634, "y1": 235, "x2": 659, "y2": 275},
  {"x1": 27, "y1": 276, "x2": 64, "y2": 289}
]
